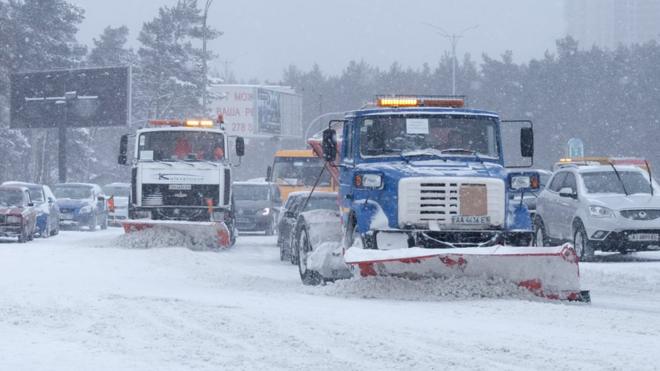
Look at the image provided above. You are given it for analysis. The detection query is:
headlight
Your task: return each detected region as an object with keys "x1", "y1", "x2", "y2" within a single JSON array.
[
  {"x1": 6, "y1": 215, "x2": 22, "y2": 224},
  {"x1": 80, "y1": 205, "x2": 92, "y2": 214},
  {"x1": 261, "y1": 207, "x2": 271, "y2": 216},
  {"x1": 354, "y1": 173, "x2": 383, "y2": 189},
  {"x1": 589, "y1": 205, "x2": 614, "y2": 218}
]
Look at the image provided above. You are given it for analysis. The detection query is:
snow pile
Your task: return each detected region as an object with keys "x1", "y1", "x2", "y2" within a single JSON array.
[
  {"x1": 318, "y1": 275, "x2": 538, "y2": 302},
  {"x1": 115, "y1": 227, "x2": 218, "y2": 250}
]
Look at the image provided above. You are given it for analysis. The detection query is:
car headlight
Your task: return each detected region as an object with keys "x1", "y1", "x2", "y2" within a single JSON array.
[
  {"x1": 261, "y1": 207, "x2": 271, "y2": 216},
  {"x1": 589, "y1": 205, "x2": 614, "y2": 218},
  {"x1": 80, "y1": 205, "x2": 92, "y2": 214},
  {"x1": 6, "y1": 215, "x2": 22, "y2": 224},
  {"x1": 354, "y1": 173, "x2": 383, "y2": 189}
]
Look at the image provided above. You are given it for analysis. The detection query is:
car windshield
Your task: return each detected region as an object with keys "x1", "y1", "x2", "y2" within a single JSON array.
[
  {"x1": 272, "y1": 156, "x2": 331, "y2": 186},
  {"x1": 138, "y1": 131, "x2": 225, "y2": 162},
  {"x1": 582, "y1": 171, "x2": 653, "y2": 194},
  {"x1": 0, "y1": 190, "x2": 23, "y2": 207},
  {"x1": 54, "y1": 186, "x2": 93, "y2": 200},
  {"x1": 359, "y1": 115, "x2": 499, "y2": 158},
  {"x1": 233, "y1": 185, "x2": 269, "y2": 201},
  {"x1": 103, "y1": 186, "x2": 130, "y2": 198}
]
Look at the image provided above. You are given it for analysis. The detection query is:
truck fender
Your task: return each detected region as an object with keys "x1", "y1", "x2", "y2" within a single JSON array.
[{"x1": 350, "y1": 200, "x2": 387, "y2": 234}]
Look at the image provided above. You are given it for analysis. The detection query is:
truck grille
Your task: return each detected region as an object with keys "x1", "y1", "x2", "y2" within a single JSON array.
[
  {"x1": 141, "y1": 184, "x2": 220, "y2": 207},
  {"x1": 620, "y1": 209, "x2": 660, "y2": 221},
  {"x1": 398, "y1": 177, "x2": 505, "y2": 228}
]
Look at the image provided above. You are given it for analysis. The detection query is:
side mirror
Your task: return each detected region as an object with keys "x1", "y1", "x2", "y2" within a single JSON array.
[
  {"x1": 236, "y1": 136, "x2": 245, "y2": 157},
  {"x1": 322, "y1": 128, "x2": 337, "y2": 162},
  {"x1": 284, "y1": 211, "x2": 295, "y2": 218},
  {"x1": 97, "y1": 195, "x2": 105, "y2": 202},
  {"x1": 48, "y1": 197, "x2": 54, "y2": 203},
  {"x1": 520, "y1": 127, "x2": 534, "y2": 158},
  {"x1": 559, "y1": 187, "x2": 577, "y2": 199},
  {"x1": 266, "y1": 166, "x2": 273, "y2": 182},
  {"x1": 27, "y1": 202, "x2": 34, "y2": 207},
  {"x1": 118, "y1": 134, "x2": 128, "y2": 165}
]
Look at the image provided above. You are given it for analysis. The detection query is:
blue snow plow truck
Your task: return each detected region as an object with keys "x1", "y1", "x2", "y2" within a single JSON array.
[{"x1": 296, "y1": 96, "x2": 589, "y2": 302}]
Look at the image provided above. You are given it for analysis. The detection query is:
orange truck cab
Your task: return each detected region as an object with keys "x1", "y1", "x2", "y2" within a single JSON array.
[{"x1": 266, "y1": 149, "x2": 336, "y2": 201}]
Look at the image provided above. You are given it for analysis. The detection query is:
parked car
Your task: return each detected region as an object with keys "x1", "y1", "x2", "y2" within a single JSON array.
[
  {"x1": 0, "y1": 185, "x2": 38, "y2": 242},
  {"x1": 102, "y1": 182, "x2": 130, "y2": 226},
  {"x1": 53, "y1": 183, "x2": 108, "y2": 231},
  {"x1": 232, "y1": 181, "x2": 281, "y2": 234},
  {"x1": 534, "y1": 164, "x2": 660, "y2": 260},
  {"x1": 277, "y1": 191, "x2": 338, "y2": 263},
  {"x1": 2, "y1": 181, "x2": 59, "y2": 237}
]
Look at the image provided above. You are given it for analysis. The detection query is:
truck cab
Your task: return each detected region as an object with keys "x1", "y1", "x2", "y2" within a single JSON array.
[
  {"x1": 329, "y1": 96, "x2": 539, "y2": 249},
  {"x1": 118, "y1": 118, "x2": 244, "y2": 231}
]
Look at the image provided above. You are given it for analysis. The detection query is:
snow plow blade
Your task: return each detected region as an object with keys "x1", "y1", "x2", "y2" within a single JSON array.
[
  {"x1": 120, "y1": 220, "x2": 232, "y2": 249},
  {"x1": 343, "y1": 243, "x2": 590, "y2": 302}
]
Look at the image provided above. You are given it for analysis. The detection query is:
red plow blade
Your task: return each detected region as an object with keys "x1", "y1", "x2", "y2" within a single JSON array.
[
  {"x1": 121, "y1": 220, "x2": 231, "y2": 249},
  {"x1": 343, "y1": 244, "x2": 589, "y2": 302}
]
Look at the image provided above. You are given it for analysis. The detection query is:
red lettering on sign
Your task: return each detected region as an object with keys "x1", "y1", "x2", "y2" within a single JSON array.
[
  {"x1": 222, "y1": 107, "x2": 240, "y2": 116},
  {"x1": 234, "y1": 92, "x2": 254, "y2": 101},
  {"x1": 245, "y1": 108, "x2": 253, "y2": 116}
]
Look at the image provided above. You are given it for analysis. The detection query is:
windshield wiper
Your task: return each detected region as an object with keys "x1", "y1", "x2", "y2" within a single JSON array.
[
  {"x1": 609, "y1": 162, "x2": 629, "y2": 196},
  {"x1": 400, "y1": 149, "x2": 448, "y2": 163}
]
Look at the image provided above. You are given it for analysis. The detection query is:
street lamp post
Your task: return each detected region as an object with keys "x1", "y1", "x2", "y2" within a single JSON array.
[
  {"x1": 423, "y1": 23, "x2": 478, "y2": 95},
  {"x1": 201, "y1": 0, "x2": 214, "y2": 113}
]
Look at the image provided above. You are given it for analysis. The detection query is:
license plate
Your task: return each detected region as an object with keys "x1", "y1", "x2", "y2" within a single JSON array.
[
  {"x1": 61, "y1": 213, "x2": 73, "y2": 220},
  {"x1": 237, "y1": 218, "x2": 251, "y2": 223},
  {"x1": 169, "y1": 184, "x2": 192, "y2": 190},
  {"x1": 451, "y1": 215, "x2": 491, "y2": 224},
  {"x1": 627, "y1": 233, "x2": 659, "y2": 242}
]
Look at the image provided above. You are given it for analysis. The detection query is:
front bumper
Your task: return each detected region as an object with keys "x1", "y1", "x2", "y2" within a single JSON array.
[
  {"x1": 585, "y1": 216, "x2": 660, "y2": 251},
  {"x1": 0, "y1": 225, "x2": 22, "y2": 237},
  {"x1": 366, "y1": 228, "x2": 520, "y2": 250},
  {"x1": 235, "y1": 214, "x2": 271, "y2": 231},
  {"x1": 59, "y1": 212, "x2": 94, "y2": 227}
]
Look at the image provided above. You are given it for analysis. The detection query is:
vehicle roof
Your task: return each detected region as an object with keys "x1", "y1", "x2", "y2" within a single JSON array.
[
  {"x1": 54, "y1": 182, "x2": 98, "y2": 188},
  {"x1": 137, "y1": 127, "x2": 225, "y2": 134},
  {"x1": 0, "y1": 185, "x2": 29, "y2": 192},
  {"x1": 288, "y1": 191, "x2": 337, "y2": 198},
  {"x1": 103, "y1": 182, "x2": 130, "y2": 188},
  {"x1": 274, "y1": 149, "x2": 315, "y2": 158},
  {"x1": 345, "y1": 106, "x2": 499, "y2": 119},
  {"x1": 2, "y1": 181, "x2": 42, "y2": 188},
  {"x1": 558, "y1": 165, "x2": 646, "y2": 174}
]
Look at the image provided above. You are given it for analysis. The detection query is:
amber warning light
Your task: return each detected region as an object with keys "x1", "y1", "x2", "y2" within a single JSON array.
[
  {"x1": 148, "y1": 119, "x2": 214, "y2": 128},
  {"x1": 376, "y1": 96, "x2": 464, "y2": 108}
]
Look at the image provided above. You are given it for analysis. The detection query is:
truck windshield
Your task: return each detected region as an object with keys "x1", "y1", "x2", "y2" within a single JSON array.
[
  {"x1": 233, "y1": 185, "x2": 269, "y2": 201},
  {"x1": 359, "y1": 115, "x2": 499, "y2": 158},
  {"x1": 272, "y1": 157, "x2": 331, "y2": 186},
  {"x1": 582, "y1": 171, "x2": 652, "y2": 194},
  {"x1": 138, "y1": 131, "x2": 225, "y2": 162}
]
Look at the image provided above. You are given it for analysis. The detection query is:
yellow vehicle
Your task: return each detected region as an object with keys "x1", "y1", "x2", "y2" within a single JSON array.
[
  {"x1": 266, "y1": 149, "x2": 336, "y2": 201},
  {"x1": 554, "y1": 157, "x2": 650, "y2": 172}
]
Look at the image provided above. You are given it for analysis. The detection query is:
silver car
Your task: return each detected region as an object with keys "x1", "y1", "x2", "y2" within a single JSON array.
[{"x1": 534, "y1": 164, "x2": 660, "y2": 260}]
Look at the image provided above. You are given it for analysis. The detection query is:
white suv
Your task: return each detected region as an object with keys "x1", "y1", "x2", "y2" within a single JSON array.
[{"x1": 534, "y1": 164, "x2": 660, "y2": 260}]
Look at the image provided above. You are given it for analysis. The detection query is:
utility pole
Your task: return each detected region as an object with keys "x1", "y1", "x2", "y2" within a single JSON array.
[
  {"x1": 423, "y1": 23, "x2": 478, "y2": 95},
  {"x1": 201, "y1": 0, "x2": 214, "y2": 112}
]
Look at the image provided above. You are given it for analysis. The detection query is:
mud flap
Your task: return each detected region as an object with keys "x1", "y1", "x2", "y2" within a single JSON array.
[
  {"x1": 121, "y1": 220, "x2": 232, "y2": 249},
  {"x1": 343, "y1": 243, "x2": 590, "y2": 302}
]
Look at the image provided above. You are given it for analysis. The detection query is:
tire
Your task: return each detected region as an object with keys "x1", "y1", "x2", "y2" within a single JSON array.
[
  {"x1": 17, "y1": 226, "x2": 28, "y2": 243},
  {"x1": 88, "y1": 214, "x2": 97, "y2": 231},
  {"x1": 533, "y1": 217, "x2": 548, "y2": 247},
  {"x1": 296, "y1": 224, "x2": 323, "y2": 286},
  {"x1": 41, "y1": 219, "x2": 51, "y2": 239},
  {"x1": 279, "y1": 243, "x2": 288, "y2": 261},
  {"x1": 343, "y1": 217, "x2": 364, "y2": 250},
  {"x1": 573, "y1": 223, "x2": 595, "y2": 262},
  {"x1": 288, "y1": 236, "x2": 297, "y2": 265}
]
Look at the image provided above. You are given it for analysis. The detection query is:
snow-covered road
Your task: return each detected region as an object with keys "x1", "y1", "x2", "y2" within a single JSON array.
[{"x1": 1, "y1": 229, "x2": 660, "y2": 370}]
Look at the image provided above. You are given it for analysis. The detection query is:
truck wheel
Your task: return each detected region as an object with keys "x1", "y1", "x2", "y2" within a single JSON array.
[
  {"x1": 573, "y1": 223, "x2": 595, "y2": 262},
  {"x1": 296, "y1": 224, "x2": 322, "y2": 286},
  {"x1": 533, "y1": 217, "x2": 547, "y2": 247}
]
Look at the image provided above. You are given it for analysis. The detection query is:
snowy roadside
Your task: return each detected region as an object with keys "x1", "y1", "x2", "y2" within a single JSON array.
[{"x1": 1, "y1": 230, "x2": 659, "y2": 370}]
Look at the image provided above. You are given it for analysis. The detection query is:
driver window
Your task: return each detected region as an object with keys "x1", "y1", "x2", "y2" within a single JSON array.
[
  {"x1": 343, "y1": 122, "x2": 353, "y2": 162},
  {"x1": 563, "y1": 173, "x2": 577, "y2": 194},
  {"x1": 549, "y1": 172, "x2": 567, "y2": 192}
]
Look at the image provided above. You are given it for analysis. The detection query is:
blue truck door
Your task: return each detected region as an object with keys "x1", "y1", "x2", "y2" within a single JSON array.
[{"x1": 339, "y1": 120, "x2": 355, "y2": 221}]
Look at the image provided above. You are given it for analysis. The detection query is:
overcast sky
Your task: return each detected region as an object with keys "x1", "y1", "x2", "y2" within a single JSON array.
[{"x1": 70, "y1": 0, "x2": 566, "y2": 82}]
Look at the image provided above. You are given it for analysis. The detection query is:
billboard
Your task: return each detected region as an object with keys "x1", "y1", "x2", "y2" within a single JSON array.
[
  {"x1": 10, "y1": 66, "x2": 131, "y2": 128},
  {"x1": 209, "y1": 84, "x2": 302, "y2": 138}
]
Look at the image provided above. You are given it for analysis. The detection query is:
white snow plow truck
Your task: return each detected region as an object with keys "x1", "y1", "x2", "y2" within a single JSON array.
[
  {"x1": 117, "y1": 117, "x2": 244, "y2": 248},
  {"x1": 293, "y1": 95, "x2": 590, "y2": 302}
]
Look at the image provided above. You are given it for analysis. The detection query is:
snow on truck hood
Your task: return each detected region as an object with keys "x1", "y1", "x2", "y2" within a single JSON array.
[
  {"x1": 586, "y1": 193, "x2": 660, "y2": 210},
  {"x1": 355, "y1": 159, "x2": 506, "y2": 178}
]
